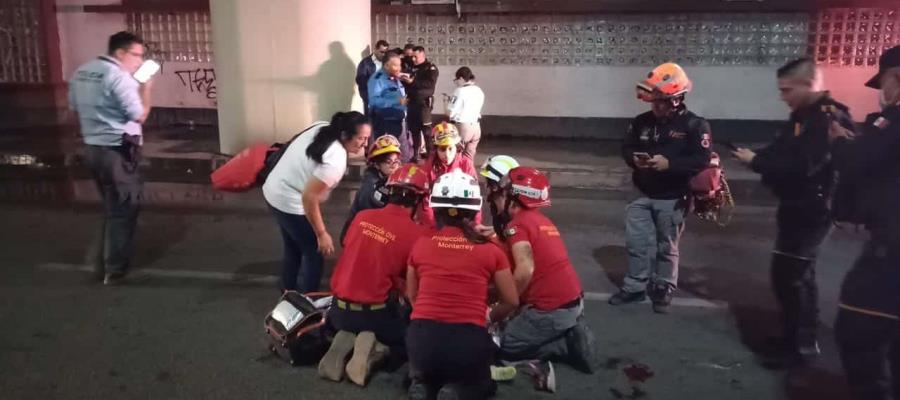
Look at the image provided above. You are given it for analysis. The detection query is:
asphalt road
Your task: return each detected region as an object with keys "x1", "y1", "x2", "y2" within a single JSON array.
[{"x1": 0, "y1": 192, "x2": 864, "y2": 399}]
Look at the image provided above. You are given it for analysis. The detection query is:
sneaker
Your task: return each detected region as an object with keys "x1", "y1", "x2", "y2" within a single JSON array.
[
  {"x1": 490, "y1": 365, "x2": 517, "y2": 381},
  {"x1": 103, "y1": 271, "x2": 127, "y2": 286},
  {"x1": 436, "y1": 384, "x2": 463, "y2": 400},
  {"x1": 318, "y1": 330, "x2": 356, "y2": 381},
  {"x1": 797, "y1": 339, "x2": 821, "y2": 358},
  {"x1": 523, "y1": 361, "x2": 556, "y2": 393},
  {"x1": 345, "y1": 331, "x2": 389, "y2": 386},
  {"x1": 608, "y1": 290, "x2": 646, "y2": 306},
  {"x1": 565, "y1": 318, "x2": 597, "y2": 373},
  {"x1": 650, "y1": 283, "x2": 674, "y2": 314}
]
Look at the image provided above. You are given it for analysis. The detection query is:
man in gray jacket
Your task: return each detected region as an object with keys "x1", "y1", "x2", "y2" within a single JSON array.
[{"x1": 68, "y1": 31, "x2": 152, "y2": 285}]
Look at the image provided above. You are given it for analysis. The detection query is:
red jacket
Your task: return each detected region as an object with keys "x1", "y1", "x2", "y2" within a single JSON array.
[{"x1": 418, "y1": 153, "x2": 480, "y2": 227}]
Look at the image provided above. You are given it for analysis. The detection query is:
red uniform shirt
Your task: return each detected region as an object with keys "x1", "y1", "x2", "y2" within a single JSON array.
[
  {"x1": 331, "y1": 204, "x2": 431, "y2": 304},
  {"x1": 417, "y1": 154, "x2": 480, "y2": 228},
  {"x1": 505, "y1": 209, "x2": 582, "y2": 310},
  {"x1": 408, "y1": 226, "x2": 510, "y2": 327}
]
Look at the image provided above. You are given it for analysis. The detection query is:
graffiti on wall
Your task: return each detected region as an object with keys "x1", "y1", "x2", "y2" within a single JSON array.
[{"x1": 174, "y1": 68, "x2": 216, "y2": 100}]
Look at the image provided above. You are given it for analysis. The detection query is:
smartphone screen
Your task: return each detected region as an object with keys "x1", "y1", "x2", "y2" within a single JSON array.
[{"x1": 133, "y1": 60, "x2": 160, "y2": 83}]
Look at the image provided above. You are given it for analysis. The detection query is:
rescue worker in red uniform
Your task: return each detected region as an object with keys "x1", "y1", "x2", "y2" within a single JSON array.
[
  {"x1": 479, "y1": 155, "x2": 520, "y2": 236},
  {"x1": 489, "y1": 167, "x2": 596, "y2": 374},
  {"x1": 418, "y1": 122, "x2": 479, "y2": 227},
  {"x1": 406, "y1": 169, "x2": 519, "y2": 400},
  {"x1": 318, "y1": 164, "x2": 432, "y2": 386}
]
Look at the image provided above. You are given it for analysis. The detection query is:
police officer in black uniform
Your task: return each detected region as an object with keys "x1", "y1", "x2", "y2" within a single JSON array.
[
  {"x1": 733, "y1": 58, "x2": 856, "y2": 360},
  {"x1": 401, "y1": 44, "x2": 416, "y2": 74},
  {"x1": 830, "y1": 45, "x2": 900, "y2": 400},
  {"x1": 400, "y1": 46, "x2": 438, "y2": 162}
]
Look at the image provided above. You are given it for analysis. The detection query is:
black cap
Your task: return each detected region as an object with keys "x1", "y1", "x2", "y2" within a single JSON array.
[{"x1": 866, "y1": 45, "x2": 900, "y2": 89}]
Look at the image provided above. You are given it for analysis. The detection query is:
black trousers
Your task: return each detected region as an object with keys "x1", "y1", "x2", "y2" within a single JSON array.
[
  {"x1": 836, "y1": 239, "x2": 900, "y2": 400},
  {"x1": 407, "y1": 319, "x2": 494, "y2": 399},
  {"x1": 407, "y1": 103, "x2": 432, "y2": 161},
  {"x1": 84, "y1": 144, "x2": 142, "y2": 276},
  {"x1": 771, "y1": 203, "x2": 831, "y2": 345},
  {"x1": 327, "y1": 300, "x2": 408, "y2": 352},
  {"x1": 836, "y1": 308, "x2": 900, "y2": 400}
]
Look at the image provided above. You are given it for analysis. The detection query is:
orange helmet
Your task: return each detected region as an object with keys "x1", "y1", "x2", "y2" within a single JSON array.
[
  {"x1": 431, "y1": 122, "x2": 461, "y2": 147},
  {"x1": 637, "y1": 63, "x2": 692, "y2": 102},
  {"x1": 368, "y1": 134, "x2": 401, "y2": 161},
  {"x1": 386, "y1": 163, "x2": 429, "y2": 194}
]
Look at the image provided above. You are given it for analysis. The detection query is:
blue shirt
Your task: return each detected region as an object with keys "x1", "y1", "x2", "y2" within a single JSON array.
[
  {"x1": 366, "y1": 70, "x2": 406, "y2": 120},
  {"x1": 68, "y1": 56, "x2": 144, "y2": 146}
]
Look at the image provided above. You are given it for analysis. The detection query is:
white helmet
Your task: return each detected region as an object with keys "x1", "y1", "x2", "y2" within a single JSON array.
[
  {"x1": 480, "y1": 155, "x2": 520, "y2": 184},
  {"x1": 430, "y1": 169, "x2": 483, "y2": 211}
]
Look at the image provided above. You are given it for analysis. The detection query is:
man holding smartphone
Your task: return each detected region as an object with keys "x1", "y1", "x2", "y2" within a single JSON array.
[
  {"x1": 732, "y1": 58, "x2": 856, "y2": 362},
  {"x1": 400, "y1": 46, "x2": 438, "y2": 162},
  {"x1": 68, "y1": 31, "x2": 152, "y2": 285},
  {"x1": 610, "y1": 63, "x2": 712, "y2": 314}
]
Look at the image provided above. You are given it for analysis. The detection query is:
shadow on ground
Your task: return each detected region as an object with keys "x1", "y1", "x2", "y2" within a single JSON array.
[{"x1": 592, "y1": 245, "x2": 851, "y2": 400}]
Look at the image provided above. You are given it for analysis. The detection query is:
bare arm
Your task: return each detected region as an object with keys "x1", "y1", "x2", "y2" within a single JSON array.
[
  {"x1": 489, "y1": 268, "x2": 520, "y2": 323},
  {"x1": 510, "y1": 241, "x2": 535, "y2": 296},
  {"x1": 406, "y1": 266, "x2": 419, "y2": 304},
  {"x1": 302, "y1": 177, "x2": 334, "y2": 256}
]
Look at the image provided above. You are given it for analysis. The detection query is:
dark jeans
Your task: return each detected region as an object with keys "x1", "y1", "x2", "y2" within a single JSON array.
[
  {"x1": 328, "y1": 300, "x2": 408, "y2": 354},
  {"x1": 371, "y1": 114, "x2": 414, "y2": 163},
  {"x1": 407, "y1": 104, "x2": 433, "y2": 161},
  {"x1": 84, "y1": 144, "x2": 142, "y2": 276},
  {"x1": 407, "y1": 319, "x2": 494, "y2": 399},
  {"x1": 268, "y1": 203, "x2": 323, "y2": 292},
  {"x1": 771, "y1": 203, "x2": 832, "y2": 345},
  {"x1": 835, "y1": 308, "x2": 900, "y2": 400}
]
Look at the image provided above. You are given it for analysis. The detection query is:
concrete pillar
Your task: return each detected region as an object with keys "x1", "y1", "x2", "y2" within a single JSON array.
[{"x1": 210, "y1": 0, "x2": 370, "y2": 153}]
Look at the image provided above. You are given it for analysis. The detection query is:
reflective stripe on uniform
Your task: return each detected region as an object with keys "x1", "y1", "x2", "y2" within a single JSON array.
[{"x1": 839, "y1": 303, "x2": 900, "y2": 320}]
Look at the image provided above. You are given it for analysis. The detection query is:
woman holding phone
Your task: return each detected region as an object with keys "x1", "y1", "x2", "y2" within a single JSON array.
[{"x1": 263, "y1": 112, "x2": 371, "y2": 292}]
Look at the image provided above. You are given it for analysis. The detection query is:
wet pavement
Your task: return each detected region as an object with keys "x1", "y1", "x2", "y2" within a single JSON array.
[{"x1": 0, "y1": 127, "x2": 859, "y2": 399}]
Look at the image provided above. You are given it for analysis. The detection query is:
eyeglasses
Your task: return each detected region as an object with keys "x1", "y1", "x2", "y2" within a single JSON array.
[
  {"x1": 127, "y1": 51, "x2": 145, "y2": 59},
  {"x1": 380, "y1": 158, "x2": 401, "y2": 166}
]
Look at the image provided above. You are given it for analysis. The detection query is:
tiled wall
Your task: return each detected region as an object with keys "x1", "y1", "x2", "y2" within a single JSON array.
[
  {"x1": 374, "y1": 9, "x2": 899, "y2": 67},
  {"x1": 0, "y1": 0, "x2": 46, "y2": 83}
]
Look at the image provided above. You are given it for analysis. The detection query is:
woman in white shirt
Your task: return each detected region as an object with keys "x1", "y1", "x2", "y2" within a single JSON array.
[
  {"x1": 447, "y1": 67, "x2": 486, "y2": 160},
  {"x1": 263, "y1": 111, "x2": 371, "y2": 292}
]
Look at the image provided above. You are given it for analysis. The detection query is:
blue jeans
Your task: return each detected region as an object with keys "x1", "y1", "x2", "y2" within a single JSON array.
[
  {"x1": 622, "y1": 197, "x2": 686, "y2": 293},
  {"x1": 268, "y1": 203, "x2": 323, "y2": 292},
  {"x1": 499, "y1": 300, "x2": 583, "y2": 361}
]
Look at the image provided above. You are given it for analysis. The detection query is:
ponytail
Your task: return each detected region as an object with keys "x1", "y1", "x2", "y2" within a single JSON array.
[
  {"x1": 434, "y1": 208, "x2": 488, "y2": 244},
  {"x1": 306, "y1": 111, "x2": 370, "y2": 164}
]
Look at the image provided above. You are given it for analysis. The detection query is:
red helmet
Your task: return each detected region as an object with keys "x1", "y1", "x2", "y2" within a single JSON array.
[
  {"x1": 386, "y1": 163, "x2": 429, "y2": 194},
  {"x1": 500, "y1": 167, "x2": 551, "y2": 208}
]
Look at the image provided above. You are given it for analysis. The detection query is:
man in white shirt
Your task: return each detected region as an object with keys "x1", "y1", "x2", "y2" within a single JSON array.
[
  {"x1": 448, "y1": 67, "x2": 485, "y2": 159},
  {"x1": 356, "y1": 40, "x2": 390, "y2": 114}
]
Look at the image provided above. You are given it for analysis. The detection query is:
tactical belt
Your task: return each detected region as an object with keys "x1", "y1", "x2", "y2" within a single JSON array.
[{"x1": 335, "y1": 298, "x2": 386, "y2": 312}]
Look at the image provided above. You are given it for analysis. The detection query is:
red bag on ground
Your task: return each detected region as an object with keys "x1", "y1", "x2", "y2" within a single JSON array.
[{"x1": 210, "y1": 143, "x2": 271, "y2": 192}]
